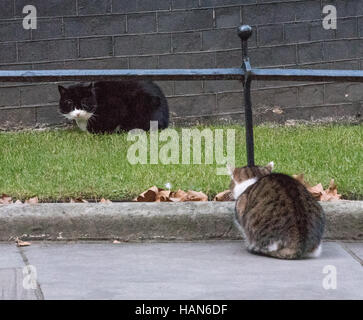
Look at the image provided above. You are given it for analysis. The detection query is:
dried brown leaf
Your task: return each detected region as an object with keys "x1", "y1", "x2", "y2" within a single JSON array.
[
  {"x1": 214, "y1": 190, "x2": 234, "y2": 201},
  {"x1": 100, "y1": 198, "x2": 112, "y2": 204},
  {"x1": 307, "y1": 183, "x2": 324, "y2": 200},
  {"x1": 181, "y1": 190, "x2": 208, "y2": 202},
  {"x1": 25, "y1": 197, "x2": 38, "y2": 204},
  {"x1": 134, "y1": 186, "x2": 161, "y2": 202},
  {"x1": 15, "y1": 238, "x2": 31, "y2": 247},
  {"x1": 292, "y1": 173, "x2": 310, "y2": 188},
  {"x1": 0, "y1": 194, "x2": 12, "y2": 205}
]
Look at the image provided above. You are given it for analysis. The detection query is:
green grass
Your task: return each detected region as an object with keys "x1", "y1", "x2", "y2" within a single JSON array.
[{"x1": 0, "y1": 124, "x2": 362, "y2": 201}]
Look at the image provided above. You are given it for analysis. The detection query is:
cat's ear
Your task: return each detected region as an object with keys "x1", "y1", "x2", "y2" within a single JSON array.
[
  {"x1": 266, "y1": 161, "x2": 274, "y2": 172},
  {"x1": 58, "y1": 85, "x2": 67, "y2": 95},
  {"x1": 227, "y1": 164, "x2": 235, "y2": 177}
]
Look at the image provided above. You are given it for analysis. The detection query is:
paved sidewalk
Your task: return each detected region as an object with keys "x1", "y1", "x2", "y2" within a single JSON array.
[{"x1": 1, "y1": 241, "x2": 362, "y2": 300}]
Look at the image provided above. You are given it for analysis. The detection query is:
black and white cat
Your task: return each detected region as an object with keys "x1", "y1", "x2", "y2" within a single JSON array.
[{"x1": 58, "y1": 80, "x2": 169, "y2": 133}]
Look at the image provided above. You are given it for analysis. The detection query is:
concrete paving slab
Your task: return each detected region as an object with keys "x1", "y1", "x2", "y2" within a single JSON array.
[
  {"x1": 0, "y1": 244, "x2": 38, "y2": 299},
  {"x1": 343, "y1": 243, "x2": 363, "y2": 265},
  {"x1": 21, "y1": 241, "x2": 363, "y2": 300}
]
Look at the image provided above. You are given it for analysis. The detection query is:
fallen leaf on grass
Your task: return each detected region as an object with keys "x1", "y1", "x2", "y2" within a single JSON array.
[
  {"x1": 0, "y1": 194, "x2": 12, "y2": 205},
  {"x1": 14, "y1": 200, "x2": 23, "y2": 204},
  {"x1": 292, "y1": 173, "x2": 310, "y2": 188},
  {"x1": 113, "y1": 240, "x2": 121, "y2": 244},
  {"x1": 70, "y1": 198, "x2": 89, "y2": 203},
  {"x1": 181, "y1": 190, "x2": 208, "y2": 202},
  {"x1": 134, "y1": 187, "x2": 208, "y2": 202},
  {"x1": 25, "y1": 197, "x2": 38, "y2": 204},
  {"x1": 15, "y1": 237, "x2": 31, "y2": 247},
  {"x1": 134, "y1": 186, "x2": 162, "y2": 202},
  {"x1": 293, "y1": 174, "x2": 342, "y2": 202},
  {"x1": 100, "y1": 198, "x2": 112, "y2": 204},
  {"x1": 214, "y1": 190, "x2": 234, "y2": 201}
]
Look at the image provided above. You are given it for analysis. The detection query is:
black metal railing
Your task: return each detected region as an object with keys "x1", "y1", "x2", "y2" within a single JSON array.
[{"x1": 1, "y1": 25, "x2": 363, "y2": 167}]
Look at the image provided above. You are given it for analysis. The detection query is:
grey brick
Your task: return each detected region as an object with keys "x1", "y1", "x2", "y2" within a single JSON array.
[
  {"x1": 172, "y1": 32, "x2": 201, "y2": 53},
  {"x1": 310, "y1": 21, "x2": 335, "y2": 41},
  {"x1": 155, "y1": 81, "x2": 174, "y2": 97},
  {"x1": 168, "y1": 94, "x2": 216, "y2": 116},
  {"x1": 31, "y1": 18, "x2": 63, "y2": 40},
  {"x1": 175, "y1": 81, "x2": 203, "y2": 95},
  {"x1": 115, "y1": 34, "x2": 171, "y2": 56},
  {"x1": 215, "y1": 7, "x2": 240, "y2": 28},
  {"x1": 217, "y1": 91, "x2": 243, "y2": 113},
  {"x1": 78, "y1": 0, "x2": 112, "y2": 15},
  {"x1": 112, "y1": 0, "x2": 170, "y2": 13},
  {"x1": 129, "y1": 56, "x2": 159, "y2": 69},
  {"x1": 295, "y1": 0, "x2": 322, "y2": 21},
  {"x1": 0, "y1": 0, "x2": 14, "y2": 19},
  {"x1": 336, "y1": 0, "x2": 363, "y2": 18},
  {"x1": 0, "y1": 43, "x2": 17, "y2": 64},
  {"x1": 20, "y1": 84, "x2": 58, "y2": 105},
  {"x1": 172, "y1": 0, "x2": 199, "y2": 10},
  {"x1": 79, "y1": 37, "x2": 113, "y2": 58},
  {"x1": 64, "y1": 16, "x2": 126, "y2": 37},
  {"x1": 18, "y1": 39, "x2": 78, "y2": 62},
  {"x1": 0, "y1": 87, "x2": 20, "y2": 107},
  {"x1": 325, "y1": 83, "x2": 363, "y2": 104},
  {"x1": 203, "y1": 80, "x2": 241, "y2": 93},
  {"x1": 159, "y1": 52, "x2": 215, "y2": 68},
  {"x1": 336, "y1": 18, "x2": 358, "y2": 39},
  {"x1": 64, "y1": 57, "x2": 128, "y2": 69},
  {"x1": 158, "y1": 10, "x2": 214, "y2": 32},
  {"x1": 323, "y1": 39, "x2": 363, "y2": 61},
  {"x1": 36, "y1": 105, "x2": 64, "y2": 125},
  {"x1": 15, "y1": 0, "x2": 76, "y2": 18},
  {"x1": 216, "y1": 49, "x2": 241, "y2": 68},
  {"x1": 273, "y1": 87, "x2": 298, "y2": 107},
  {"x1": 243, "y1": 3, "x2": 295, "y2": 25},
  {"x1": 284, "y1": 22, "x2": 310, "y2": 43},
  {"x1": 358, "y1": 17, "x2": 363, "y2": 38},
  {"x1": 202, "y1": 28, "x2": 241, "y2": 50},
  {"x1": 127, "y1": 13, "x2": 156, "y2": 34},
  {"x1": 298, "y1": 85, "x2": 324, "y2": 106},
  {"x1": 298, "y1": 42, "x2": 323, "y2": 64},
  {"x1": 0, "y1": 21, "x2": 31, "y2": 42},
  {"x1": 33, "y1": 62, "x2": 65, "y2": 69},
  {"x1": 200, "y1": 0, "x2": 256, "y2": 7},
  {"x1": 251, "y1": 45, "x2": 296, "y2": 67},
  {"x1": 258, "y1": 24, "x2": 283, "y2": 46},
  {"x1": 0, "y1": 107, "x2": 36, "y2": 128},
  {"x1": 0, "y1": 63, "x2": 32, "y2": 70}
]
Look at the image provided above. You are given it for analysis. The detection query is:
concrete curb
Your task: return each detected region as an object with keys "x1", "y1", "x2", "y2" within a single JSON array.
[{"x1": 0, "y1": 201, "x2": 362, "y2": 241}]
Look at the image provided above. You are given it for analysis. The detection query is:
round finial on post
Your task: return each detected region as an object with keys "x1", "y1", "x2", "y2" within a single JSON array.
[{"x1": 237, "y1": 25, "x2": 252, "y2": 41}]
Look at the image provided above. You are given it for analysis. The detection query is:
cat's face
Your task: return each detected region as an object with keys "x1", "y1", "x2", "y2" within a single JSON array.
[
  {"x1": 228, "y1": 162, "x2": 274, "y2": 199},
  {"x1": 58, "y1": 83, "x2": 97, "y2": 122}
]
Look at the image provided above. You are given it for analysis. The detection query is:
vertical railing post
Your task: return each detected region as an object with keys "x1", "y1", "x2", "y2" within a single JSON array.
[{"x1": 238, "y1": 25, "x2": 255, "y2": 167}]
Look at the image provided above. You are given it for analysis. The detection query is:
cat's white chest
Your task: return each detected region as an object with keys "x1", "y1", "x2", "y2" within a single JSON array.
[
  {"x1": 233, "y1": 178, "x2": 258, "y2": 199},
  {"x1": 75, "y1": 119, "x2": 88, "y2": 131}
]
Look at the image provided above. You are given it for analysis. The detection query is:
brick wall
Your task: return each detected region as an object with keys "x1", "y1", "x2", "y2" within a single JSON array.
[{"x1": 0, "y1": 0, "x2": 362, "y2": 129}]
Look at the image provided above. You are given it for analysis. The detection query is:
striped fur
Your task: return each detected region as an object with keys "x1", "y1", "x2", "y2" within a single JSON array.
[{"x1": 229, "y1": 163, "x2": 325, "y2": 260}]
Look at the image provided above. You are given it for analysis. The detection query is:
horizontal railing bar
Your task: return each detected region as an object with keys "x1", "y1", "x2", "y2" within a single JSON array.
[
  {"x1": 0, "y1": 68, "x2": 363, "y2": 83},
  {"x1": 251, "y1": 68, "x2": 363, "y2": 82},
  {"x1": 0, "y1": 68, "x2": 245, "y2": 82}
]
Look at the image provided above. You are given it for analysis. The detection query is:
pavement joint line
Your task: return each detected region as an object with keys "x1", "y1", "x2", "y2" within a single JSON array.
[
  {"x1": 17, "y1": 246, "x2": 45, "y2": 300},
  {"x1": 338, "y1": 242, "x2": 363, "y2": 267}
]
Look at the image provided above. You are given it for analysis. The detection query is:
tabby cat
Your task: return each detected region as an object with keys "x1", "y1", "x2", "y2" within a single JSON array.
[{"x1": 228, "y1": 162, "x2": 325, "y2": 259}]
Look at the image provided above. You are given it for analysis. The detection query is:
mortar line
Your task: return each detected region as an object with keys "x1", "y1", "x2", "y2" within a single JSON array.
[
  {"x1": 17, "y1": 247, "x2": 45, "y2": 300},
  {"x1": 338, "y1": 242, "x2": 363, "y2": 267}
]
